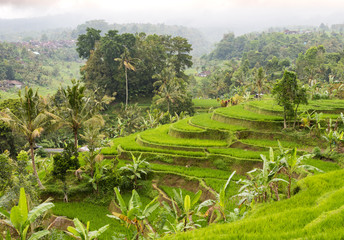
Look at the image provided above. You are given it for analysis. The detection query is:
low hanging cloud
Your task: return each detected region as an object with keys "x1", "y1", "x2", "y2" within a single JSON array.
[{"x1": 0, "y1": 0, "x2": 57, "y2": 7}]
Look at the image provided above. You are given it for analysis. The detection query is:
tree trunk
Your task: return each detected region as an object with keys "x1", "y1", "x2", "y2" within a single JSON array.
[
  {"x1": 167, "y1": 100, "x2": 170, "y2": 113},
  {"x1": 293, "y1": 104, "x2": 300, "y2": 129},
  {"x1": 287, "y1": 174, "x2": 291, "y2": 199},
  {"x1": 283, "y1": 107, "x2": 287, "y2": 129},
  {"x1": 144, "y1": 219, "x2": 156, "y2": 234},
  {"x1": 125, "y1": 67, "x2": 128, "y2": 109},
  {"x1": 74, "y1": 128, "x2": 78, "y2": 149},
  {"x1": 63, "y1": 182, "x2": 68, "y2": 202},
  {"x1": 30, "y1": 142, "x2": 45, "y2": 189},
  {"x1": 273, "y1": 183, "x2": 280, "y2": 201}
]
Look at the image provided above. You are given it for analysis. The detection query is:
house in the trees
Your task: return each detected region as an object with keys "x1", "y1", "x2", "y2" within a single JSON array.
[{"x1": 0, "y1": 80, "x2": 24, "y2": 90}]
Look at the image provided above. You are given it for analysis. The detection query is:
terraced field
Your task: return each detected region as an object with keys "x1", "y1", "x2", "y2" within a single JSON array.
[
  {"x1": 102, "y1": 99, "x2": 340, "y2": 200},
  {"x1": 171, "y1": 169, "x2": 344, "y2": 240}
]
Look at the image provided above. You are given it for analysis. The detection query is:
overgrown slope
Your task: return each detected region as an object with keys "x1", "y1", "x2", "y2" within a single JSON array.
[{"x1": 169, "y1": 169, "x2": 344, "y2": 239}]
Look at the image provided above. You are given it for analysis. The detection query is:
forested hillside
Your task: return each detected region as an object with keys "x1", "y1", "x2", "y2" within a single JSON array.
[
  {"x1": 0, "y1": 41, "x2": 79, "y2": 88},
  {"x1": 208, "y1": 31, "x2": 344, "y2": 62},
  {"x1": 0, "y1": 19, "x2": 212, "y2": 57}
]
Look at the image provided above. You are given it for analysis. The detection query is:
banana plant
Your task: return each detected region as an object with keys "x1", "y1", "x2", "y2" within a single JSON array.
[
  {"x1": 279, "y1": 146, "x2": 322, "y2": 198},
  {"x1": 108, "y1": 188, "x2": 160, "y2": 239},
  {"x1": 322, "y1": 129, "x2": 344, "y2": 151},
  {"x1": 205, "y1": 171, "x2": 236, "y2": 223},
  {"x1": 163, "y1": 189, "x2": 213, "y2": 233},
  {"x1": 88, "y1": 158, "x2": 111, "y2": 194},
  {"x1": 237, "y1": 147, "x2": 288, "y2": 204},
  {"x1": 0, "y1": 188, "x2": 54, "y2": 240},
  {"x1": 66, "y1": 218, "x2": 109, "y2": 240},
  {"x1": 119, "y1": 153, "x2": 150, "y2": 189}
]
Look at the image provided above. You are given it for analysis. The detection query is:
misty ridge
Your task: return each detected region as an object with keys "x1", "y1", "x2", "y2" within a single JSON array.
[{"x1": 1, "y1": 15, "x2": 343, "y2": 57}]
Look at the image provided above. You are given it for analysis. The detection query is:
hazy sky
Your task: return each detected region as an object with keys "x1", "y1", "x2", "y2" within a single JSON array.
[{"x1": 1, "y1": 0, "x2": 344, "y2": 33}]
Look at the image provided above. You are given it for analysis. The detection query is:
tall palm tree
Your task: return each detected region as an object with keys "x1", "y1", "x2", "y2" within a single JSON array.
[
  {"x1": 80, "y1": 116, "x2": 105, "y2": 177},
  {"x1": 47, "y1": 80, "x2": 105, "y2": 148},
  {"x1": 153, "y1": 67, "x2": 186, "y2": 113},
  {"x1": 255, "y1": 67, "x2": 266, "y2": 100},
  {"x1": 114, "y1": 47, "x2": 138, "y2": 108},
  {"x1": 0, "y1": 87, "x2": 47, "y2": 189}
]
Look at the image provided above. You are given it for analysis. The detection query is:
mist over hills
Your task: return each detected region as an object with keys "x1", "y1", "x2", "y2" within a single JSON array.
[{"x1": 0, "y1": 16, "x2": 216, "y2": 57}]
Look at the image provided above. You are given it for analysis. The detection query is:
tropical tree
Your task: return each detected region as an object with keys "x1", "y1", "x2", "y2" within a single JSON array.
[
  {"x1": 254, "y1": 67, "x2": 268, "y2": 99},
  {"x1": 66, "y1": 218, "x2": 109, "y2": 240},
  {"x1": 119, "y1": 153, "x2": 150, "y2": 189},
  {"x1": 88, "y1": 157, "x2": 111, "y2": 194},
  {"x1": 0, "y1": 151, "x2": 12, "y2": 195},
  {"x1": 108, "y1": 188, "x2": 160, "y2": 239},
  {"x1": 0, "y1": 87, "x2": 48, "y2": 189},
  {"x1": 0, "y1": 188, "x2": 54, "y2": 240},
  {"x1": 76, "y1": 27, "x2": 101, "y2": 60},
  {"x1": 48, "y1": 80, "x2": 108, "y2": 148},
  {"x1": 114, "y1": 47, "x2": 139, "y2": 108},
  {"x1": 80, "y1": 116, "x2": 105, "y2": 177},
  {"x1": 272, "y1": 70, "x2": 308, "y2": 128},
  {"x1": 153, "y1": 67, "x2": 186, "y2": 113}
]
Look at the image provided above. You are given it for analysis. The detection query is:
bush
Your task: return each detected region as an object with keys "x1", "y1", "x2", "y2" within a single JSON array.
[
  {"x1": 312, "y1": 147, "x2": 322, "y2": 158},
  {"x1": 213, "y1": 158, "x2": 228, "y2": 170},
  {"x1": 35, "y1": 147, "x2": 47, "y2": 158}
]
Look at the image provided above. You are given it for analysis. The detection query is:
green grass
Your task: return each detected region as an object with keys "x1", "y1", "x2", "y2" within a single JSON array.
[
  {"x1": 203, "y1": 178, "x2": 239, "y2": 197},
  {"x1": 171, "y1": 118, "x2": 205, "y2": 132},
  {"x1": 159, "y1": 185, "x2": 196, "y2": 198},
  {"x1": 53, "y1": 202, "x2": 124, "y2": 239},
  {"x1": 215, "y1": 104, "x2": 283, "y2": 121},
  {"x1": 203, "y1": 179, "x2": 227, "y2": 193},
  {"x1": 191, "y1": 113, "x2": 246, "y2": 131},
  {"x1": 303, "y1": 158, "x2": 341, "y2": 172},
  {"x1": 140, "y1": 125, "x2": 228, "y2": 147},
  {"x1": 101, "y1": 133, "x2": 139, "y2": 155},
  {"x1": 120, "y1": 143, "x2": 206, "y2": 157},
  {"x1": 192, "y1": 99, "x2": 219, "y2": 108},
  {"x1": 150, "y1": 163, "x2": 234, "y2": 180},
  {"x1": 53, "y1": 190, "x2": 156, "y2": 239},
  {"x1": 248, "y1": 99, "x2": 344, "y2": 113},
  {"x1": 240, "y1": 138, "x2": 312, "y2": 149},
  {"x1": 101, "y1": 133, "x2": 207, "y2": 157},
  {"x1": 170, "y1": 169, "x2": 344, "y2": 239},
  {"x1": 208, "y1": 148, "x2": 267, "y2": 159}
]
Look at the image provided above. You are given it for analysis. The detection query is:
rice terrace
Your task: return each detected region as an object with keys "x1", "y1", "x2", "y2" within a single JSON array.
[{"x1": 1, "y1": 3, "x2": 344, "y2": 240}]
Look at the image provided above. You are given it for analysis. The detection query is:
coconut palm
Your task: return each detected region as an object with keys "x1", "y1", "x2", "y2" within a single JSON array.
[
  {"x1": 153, "y1": 67, "x2": 186, "y2": 113},
  {"x1": 255, "y1": 67, "x2": 268, "y2": 100},
  {"x1": 0, "y1": 87, "x2": 48, "y2": 189},
  {"x1": 0, "y1": 188, "x2": 54, "y2": 240},
  {"x1": 114, "y1": 47, "x2": 139, "y2": 108},
  {"x1": 80, "y1": 116, "x2": 105, "y2": 177},
  {"x1": 47, "y1": 80, "x2": 105, "y2": 148}
]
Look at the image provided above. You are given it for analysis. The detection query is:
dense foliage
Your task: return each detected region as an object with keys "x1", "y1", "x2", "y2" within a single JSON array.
[{"x1": 78, "y1": 28, "x2": 194, "y2": 113}]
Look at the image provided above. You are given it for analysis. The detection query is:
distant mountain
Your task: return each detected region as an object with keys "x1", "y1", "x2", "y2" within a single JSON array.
[
  {"x1": 0, "y1": 17, "x2": 213, "y2": 57},
  {"x1": 72, "y1": 20, "x2": 213, "y2": 57}
]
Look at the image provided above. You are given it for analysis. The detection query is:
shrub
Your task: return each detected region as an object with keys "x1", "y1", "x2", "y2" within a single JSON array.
[
  {"x1": 213, "y1": 159, "x2": 228, "y2": 170},
  {"x1": 35, "y1": 147, "x2": 48, "y2": 158},
  {"x1": 312, "y1": 147, "x2": 322, "y2": 158}
]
